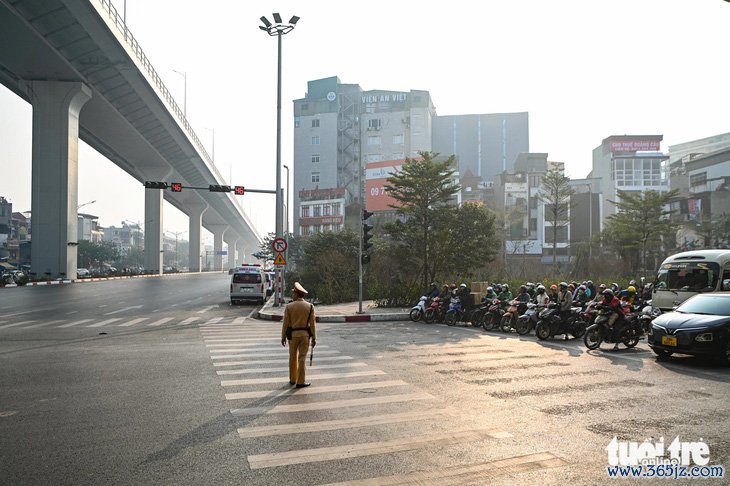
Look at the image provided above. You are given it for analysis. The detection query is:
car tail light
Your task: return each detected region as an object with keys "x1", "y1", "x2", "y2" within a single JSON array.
[
  {"x1": 230, "y1": 284, "x2": 233, "y2": 292},
  {"x1": 695, "y1": 333, "x2": 713, "y2": 342}
]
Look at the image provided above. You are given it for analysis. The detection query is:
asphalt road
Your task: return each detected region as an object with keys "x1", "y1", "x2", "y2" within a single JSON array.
[{"x1": 1, "y1": 273, "x2": 728, "y2": 485}]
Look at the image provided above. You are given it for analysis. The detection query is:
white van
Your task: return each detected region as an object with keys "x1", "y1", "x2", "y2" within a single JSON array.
[
  {"x1": 230, "y1": 264, "x2": 267, "y2": 304},
  {"x1": 653, "y1": 249, "x2": 730, "y2": 310}
]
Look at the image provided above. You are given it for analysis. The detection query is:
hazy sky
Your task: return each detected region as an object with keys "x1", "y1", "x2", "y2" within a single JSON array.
[{"x1": 1, "y1": 0, "x2": 729, "y2": 245}]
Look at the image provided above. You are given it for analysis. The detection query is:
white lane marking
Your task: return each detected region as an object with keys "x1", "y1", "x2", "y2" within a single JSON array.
[
  {"x1": 228, "y1": 380, "x2": 407, "y2": 401},
  {"x1": 178, "y1": 317, "x2": 200, "y2": 326},
  {"x1": 87, "y1": 318, "x2": 122, "y2": 328},
  {"x1": 217, "y1": 362, "x2": 367, "y2": 375},
  {"x1": 58, "y1": 319, "x2": 93, "y2": 328},
  {"x1": 23, "y1": 320, "x2": 65, "y2": 329},
  {"x1": 209, "y1": 346, "x2": 328, "y2": 353},
  {"x1": 246, "y1": 428, "x2": 495, "y2": 469},
  {"x1": 148, "y1": 317, "x2": 175, "y2": 327},
  {"x1": 232, "y1": 392, "x2": 432, "y2": 416},
  {"x1": 196, "y1": 306, "x2": 216, "y2": 314},
  {"x1": 118, "y1": 318, "x2": 149, "y2": 327},
  {"x1": 211, "y1": 350, "x2": 339, "y2": 359},
  {"x1": 237, "y1": 407, "x2": 453, "y2": 437},
  {"x1": 103, "y1": 305, "x2": 143, "y2": 316},
  {"x1": 66, "y1": 311, "x2": 79, "y2": 315},
  {"x1": 222, "y1": 370, "x2": 386, "y2": 387},
  {"x1": 203, "y1": 317, "x2": 225, "y2": 326},
  {"x1": 205, "y1": 337, "x2": 279, "y2": 344},
  {"x1": 214, "y1": 356, "x2": 353, "y2": 367},
  {"x1": 0, "y1": 320, "x2": 37, "y2": 329},
  {"x1": 318, "y1": 452, "x2": 563, "y2": 486}
]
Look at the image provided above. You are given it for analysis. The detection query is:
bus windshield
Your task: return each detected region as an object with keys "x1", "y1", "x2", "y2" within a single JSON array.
[{"x1": 655, "y1": 262, "x2": 720, "y2": 292}]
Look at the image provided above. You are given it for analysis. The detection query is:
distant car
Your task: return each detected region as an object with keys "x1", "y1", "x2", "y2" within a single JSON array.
[
  {"x1": 230, "y1": 264, "x2": 267, "y2": 305},
  {"x1": 76, "y1": 268, "x2": 90, "y2": 277},
  {"x1": 648, "y1": 294, "x2": 730, "y2": 365}
]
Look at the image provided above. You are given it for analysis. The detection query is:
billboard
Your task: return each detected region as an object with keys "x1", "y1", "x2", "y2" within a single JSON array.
[
  {"x1": 610, "y1": 140, "x2": 661, "y2": 152},
  {"x1": 365, "y1": 160, "x2": 404, "y2": 211}
]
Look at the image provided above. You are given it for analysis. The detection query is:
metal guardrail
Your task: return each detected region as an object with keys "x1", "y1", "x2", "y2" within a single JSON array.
[{"x1": 94, "y1": 0, "x2": 249, "y2": 217}]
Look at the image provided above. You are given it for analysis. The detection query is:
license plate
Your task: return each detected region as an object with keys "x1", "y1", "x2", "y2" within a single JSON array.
[
  {"x1": 661, "y1": 335, "x2": 677, "y2": 347},
  {"x1": 240, "y1": 287, "x2": 253, "y2": 293}
]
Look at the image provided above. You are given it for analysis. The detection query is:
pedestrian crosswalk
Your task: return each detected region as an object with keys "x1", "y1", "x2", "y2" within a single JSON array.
[
  {"x1": 0, "y1": 313, "x2": 257, "y2": 330},
  {"x1": 198, "y1": 319, "x2": 568, "y2": 483}
]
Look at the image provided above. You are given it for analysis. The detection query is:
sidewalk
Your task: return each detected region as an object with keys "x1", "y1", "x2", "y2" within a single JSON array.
[{"x1": 256, "y1": 297, "x2": 410, "y2": 322}]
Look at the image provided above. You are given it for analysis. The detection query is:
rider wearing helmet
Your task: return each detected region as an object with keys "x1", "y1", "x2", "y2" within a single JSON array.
[
  {"x1": 600, "y1": 288, "x2": 623, "y2": 350},
  {"x1": 619, "y1": 285, "x2": 638, "y2": 307},
  {"x1": 426, "y1": 282, "x2": 440, "y2": 300},
  {"x1": 525, "y1": 282, "x2": 535, "y2": 298},
  {"x1": 516, "y1": 285, "x2": 531, "y2": 304},
  {"x1": 585, "y1": 280, "x2": 595, "y2": 300},
  {"x1": 456, "y1": 283, "x2": 472, "y2": 307},
  {"x1": 534, "y1": 285, "x2": 550, "y2": 306},
  {"x1": 557, "y1": 282, "x2": 573, "y2": 321},
  {"x1": 497, "y1": 284, "x2": 513, "y2": 303},
  {"x1": 549, "y1": 284, "x2": 559, "y2": 303},
  {"x1": 483, "y1": 286, "x2": 498, "y2": 303}
]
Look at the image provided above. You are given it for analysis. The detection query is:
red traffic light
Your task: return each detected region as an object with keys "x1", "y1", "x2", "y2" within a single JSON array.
[
  {"x1": 170, "y1": 182, "x2": 183, "y2": 192},
  {"x1": 234, "y1": 186, "x2": 245, "y2": 195}
]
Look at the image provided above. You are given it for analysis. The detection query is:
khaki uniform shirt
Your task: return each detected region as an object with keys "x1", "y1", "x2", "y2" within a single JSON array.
[{"x1": 281, "y1": 298, "x2": 317, "y2": 340}]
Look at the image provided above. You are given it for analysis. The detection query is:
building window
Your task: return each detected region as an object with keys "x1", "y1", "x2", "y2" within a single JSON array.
[
  {"x1": 368, "y1": 118, "x2": 381, "y2": 130},
  {"x1": 392, "y1": 152, "x2": 404, "y2": 160},
  {"x1": 690, "y1": 172, "x2": 707, "y2": 187},
  {"x1": 311, "y1": 172, "x2": 320, "y2": 183},
  {"x1": 311, "y1": 136, "x2": 320, "y2": 145},
  {"x1": 311, "y1": 119, "x2": 320, "y2": 128},
  {"x1": 313, "y1": 205, "x2": 321, "y2": 217},
  {"x1": 311, "y1": 154, "x2": 320, "y2": 164},
  {"x1": 366, "y1": 154, "x2": 381, "y2": 163},
  {"x1": 392, "y1": 134, "x2": 404, "y2": 145},
  {"x1": 294, "y1": 116, "x2": 300, "y2": 128},
  {"x1": 367, "y1": 136, "x2": 381, "y2": 146},
  {"x1": 301, "y1": 206, "x2": 310, "y2": 218}
]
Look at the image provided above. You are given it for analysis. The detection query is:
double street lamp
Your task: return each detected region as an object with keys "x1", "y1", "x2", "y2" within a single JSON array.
[{"x1": 259, "y1": 13, "x2": 299, "y2": 306}]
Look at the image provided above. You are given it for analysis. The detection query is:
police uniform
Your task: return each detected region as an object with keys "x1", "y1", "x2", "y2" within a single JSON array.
[{"x1": 281, "y1": 282, "x2": 317, "y2": 387}]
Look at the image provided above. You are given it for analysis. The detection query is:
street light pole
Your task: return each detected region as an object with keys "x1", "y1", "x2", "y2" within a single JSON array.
[
  {"x1": 260, "y1": 13, "x2": 299, "y2": 306},
  {"x1": 172, "y1": 69, "x2": 187, "y2": 117},
  {"x1": 283, "y1": 163, "x2": 290, "y2": 297}
]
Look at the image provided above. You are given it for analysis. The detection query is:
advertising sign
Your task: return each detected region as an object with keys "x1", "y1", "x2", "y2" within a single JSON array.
[
  {"x1": 365, "y1": 160, "x2": 404, "y2": 211},
  {"x1": 610, "y1": 140, "x2": 661, "y2": 152}
]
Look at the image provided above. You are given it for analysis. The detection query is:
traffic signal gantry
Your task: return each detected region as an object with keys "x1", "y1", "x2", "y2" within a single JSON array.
[
  {"x1": 143, "y1": 181, "x2": 270, "y2": 195},
  {"x1": 362, "y1": 209, "x2": 374, "y2": 265}
]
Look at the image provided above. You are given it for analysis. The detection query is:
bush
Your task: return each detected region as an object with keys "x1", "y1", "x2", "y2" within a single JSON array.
[{"x1": 368, "y1": 280, "x2": 422, "y2": 308}]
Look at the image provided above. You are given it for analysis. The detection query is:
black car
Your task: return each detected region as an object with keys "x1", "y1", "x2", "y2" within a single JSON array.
[{"x1": 648, "y1": 293, "x2": 730, "y2": 365}]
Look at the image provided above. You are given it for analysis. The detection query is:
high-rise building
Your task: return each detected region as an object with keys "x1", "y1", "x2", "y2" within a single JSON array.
[{"x1": 292, "y1": 76, "x2": 530, "y2": 235}]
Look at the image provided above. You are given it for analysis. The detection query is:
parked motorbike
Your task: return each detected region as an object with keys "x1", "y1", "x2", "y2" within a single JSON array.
[
  {"x1": 410, "y1": 296, "x2": 428, "y2": 322},
  {"x1": 637, "y1": 301, "x2": 662, "y2": 334},
  {"x1": 422, "y1": 297, "x2": 444, "y2": 323},
  {"x1": 583, "y1": 305, "x2": 643, "y2": 350},
  {"x1": 515, "y1": 302, "x2": 543, "y2": 335},
  {"x1": 0, "y1": 269, "x2": 28, "y2": 287},
  {"x1": 481, "y1": 298, "x2": 504, "y2": 331},
  {"x1": 535, "y1": 302, "x2": 586, "y2": 340},
  {"x1": 445, "y1": 297, "x2": 466, "y2": 326},
  {"x1": 500, "y1": 299, "x2": 527, "y2": 332}
]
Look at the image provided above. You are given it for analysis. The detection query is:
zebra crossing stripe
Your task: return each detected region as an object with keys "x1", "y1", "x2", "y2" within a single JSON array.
[
  {"x1": 203, "y1": 335, "x2": 274, "y2": 340},
  {"x1": 318, "y1": 452, "x2": 565, "y2": 485},
  {"x1": 88, "y1": 318, "x2": 122, "y2": 328},
  {"x1": 119, "y1": 318, "x2": 149, "y2": 327},
  {"x1": 178, "y1": 317, "x2": 199, "y2": 326},
  {"x1": 148, "y1": 317, "x2": 175, "y2": 327},
  {"x1": 205, "y1": 337, "x2": 274, "y2": 344},
  {"x1": 217, "y1": 362, "x2": 367, "y2": 375},
  {"x1": 211, "y1": 350, "x2": 340, "y2": 360},
  {"x1": 23, "y1": 320, "x2": 65, "y2": 329},
  {"x1": 227, "y1": 380, "x2": 407, "y2": 401},
  {"x1": 209, "y1": 346, "x2": 328, "y2": 353},
  {"x1": 58, "y1": 319, "x2": 93, "y2": 328},
  {"x1": 222, "y1": 370, "x2": 386, "y2": 386},
  {"x1": 246, "y1": 428, "x2": 501, "y2": 469},
  {"x1": 0, "y1": 320, "x2": 37, "y2": 329},
  {"x1": 214, "y1": 356, "x2": 353, "y2": 367},
  {"x1": 231, "y1": 392, "x2": 432, "y2": 417},
  {"x1": 203, "y1": 317, "x2": 225, "y2": 325}
]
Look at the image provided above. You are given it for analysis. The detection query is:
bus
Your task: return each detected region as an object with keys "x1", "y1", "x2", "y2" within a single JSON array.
[{"x1": 653, "y1": 249, "x2": 730, "y2": 310}]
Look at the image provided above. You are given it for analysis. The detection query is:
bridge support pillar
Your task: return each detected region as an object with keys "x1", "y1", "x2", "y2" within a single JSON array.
[
  {"x1": 28, "y1": 81, "x2": 91, "y2": 280},
  {"x1": 225, "y1": 234, "x2": 239, "y2": 268},
  {"x1": 140, "y1": 166, "x2": 172, "y2": 275},
  {"x1": 185, "y1": 203, "x2": 207, "y2": 272},
  {"x1": 236, "y1": 242, "x2": 246, "y2": 266},
  {"x1": 209, "y1": 225, "x2": 228, "y2": 271}
]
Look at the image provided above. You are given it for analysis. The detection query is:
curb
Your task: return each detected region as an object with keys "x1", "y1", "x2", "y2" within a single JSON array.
[{"x1": 255, "y1": 300, "x2": 410, "y2": 322}]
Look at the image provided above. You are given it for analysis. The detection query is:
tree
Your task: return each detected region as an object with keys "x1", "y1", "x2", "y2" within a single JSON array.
[
  {"x1": 537, "y1": 169, "x2": 574, "y2": 274},
  {"x1": 606, "y1": 189, "x2": 679, "y2": 272},
  {"x1": 78, "y1": 240, "x2": 120, "y2": 270},
  {"x1": 384, "y1": 151, "x2": 460, "y2": 287},
  {"x1": 298, "y1": 230, "x2": 359, "y2": 303}
]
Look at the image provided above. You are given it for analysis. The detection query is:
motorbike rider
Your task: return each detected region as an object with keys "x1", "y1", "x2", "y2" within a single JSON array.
[
  {"x1": 497, "y1": 284, "x2": 513, "y2": 306},
  {"x1": 483, "y1": 286, "x2": 498, "y2": 303},
  {"x1": 619, "y1": 285, "x2": 638, "y2": 309},
  {"x1": 575, "y1": 285, "x2": 589, "y2": 306},
  {"x1": 557, "y1": 282, "x2": 573, "y2": 331},
  {"x1": 456, "y1": 283, "x2": 472, "y2": 308},
  {"x1": 548, "y1": 284, "x2": 559, "y2": 303},
  {"x1": 534, "y1": 285, "x2": 551, "y2": 307},
  {"x1": 585, "y1": 280, "x2": 596, "y2": 300},
  {"x1": 599, "y1": 288, "x2": 624, "y2": 350},
  {"x1": 525, "y1": 282, "x2": 536, "y2": 298},
  {"x1": 426, "y1": 282, "x2": 440, "y2": 301}
]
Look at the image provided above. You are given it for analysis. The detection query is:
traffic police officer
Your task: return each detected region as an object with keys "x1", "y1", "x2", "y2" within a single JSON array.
[{"x1": 281, "y1": 282, "x2": 317, "y2": 387}]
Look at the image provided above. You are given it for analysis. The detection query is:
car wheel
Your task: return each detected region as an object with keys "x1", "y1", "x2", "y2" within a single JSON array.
[{"x1": 717, "y1": 339, "x2": 730, "y2": 366}]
